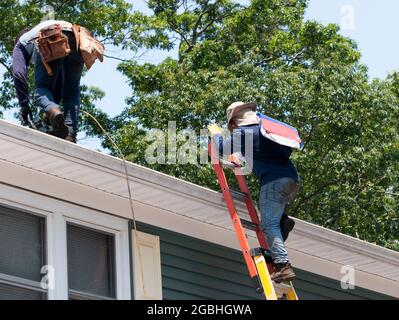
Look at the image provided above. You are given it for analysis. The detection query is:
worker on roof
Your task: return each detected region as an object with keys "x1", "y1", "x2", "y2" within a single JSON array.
[
  {"x1": 12, "y1": 27, "x2": 63, "y2": 127},
  {"x1": 18, "y1": 19, "x2": 83, "y2": 143},
  {"x1": 208, "y1": 101, "x2": 300, "y2": 283},
  {"x1": 15, "y1": 20, "x2": 104, "y2": 143}
]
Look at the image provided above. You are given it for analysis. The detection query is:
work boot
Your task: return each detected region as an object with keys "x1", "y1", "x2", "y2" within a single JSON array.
[
  {"x1": 271, "y1": 262, "x2": 296, "y2": 283},
  {"x1": 46, "y1": 108, "x2": 69, "y2": 139}
]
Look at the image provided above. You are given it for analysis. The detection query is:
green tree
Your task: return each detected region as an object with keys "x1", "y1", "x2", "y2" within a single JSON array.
[{"x1": 110, "y1": 0, "x2": 398, "y2": 250}]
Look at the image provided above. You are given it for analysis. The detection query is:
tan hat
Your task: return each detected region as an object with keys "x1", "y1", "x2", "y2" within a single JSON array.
[{"x1": 226, "y1": 101, "x2": 257, "y2": 127}]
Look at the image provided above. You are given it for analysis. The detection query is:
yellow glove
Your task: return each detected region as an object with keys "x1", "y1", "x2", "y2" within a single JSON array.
[{"x1": 208, "y1": 123, "x2": 223, "y2": 136}]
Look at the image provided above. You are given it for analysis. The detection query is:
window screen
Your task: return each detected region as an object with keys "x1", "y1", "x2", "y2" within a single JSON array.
[
  {"x1": 0, "y1": 207, "x2": 46, "y2": 300},
  {"x1": 67, "y1": 224, "x2": 116, "y2": 299}
]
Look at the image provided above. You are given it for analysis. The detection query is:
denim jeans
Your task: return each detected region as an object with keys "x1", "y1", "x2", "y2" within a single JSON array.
[
  {"x1": 259, "y1": 178, "x2": 299, "y2": 264},
  {"x1": 34, "y1": 31, "x2": 83, "y2": 136}
]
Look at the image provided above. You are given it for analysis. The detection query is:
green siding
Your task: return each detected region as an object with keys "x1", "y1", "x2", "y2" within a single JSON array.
[{"x1": 136, "y1": 223, "x2": 395, "y2": 300}]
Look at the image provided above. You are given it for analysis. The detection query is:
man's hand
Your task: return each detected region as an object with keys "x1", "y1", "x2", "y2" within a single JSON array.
[{"x1": 208, "y1": 123, "x2": 223, "y2": 136}]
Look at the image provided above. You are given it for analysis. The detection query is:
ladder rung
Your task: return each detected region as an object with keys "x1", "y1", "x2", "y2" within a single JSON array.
[
  {"x1": 219, "y1": 159, "x2": 237, "y2": 170},
  {"x1": 229, "y1": 188, "x2": 248, "y2": 201},
  {"x1": 273, "y1": 282, "x2": 294, "y2": 297},
  {"x1": 241, "y1": 219, "x2": 258, "y2": 231}
]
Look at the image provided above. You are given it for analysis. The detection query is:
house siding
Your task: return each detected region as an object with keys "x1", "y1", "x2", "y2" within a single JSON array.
[{"x1": 136, "y1": 223, "x2": 394, "y2": 300}]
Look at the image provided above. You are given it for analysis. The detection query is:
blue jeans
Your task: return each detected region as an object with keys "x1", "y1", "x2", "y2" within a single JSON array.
[
  {"x1": 34, "y1": 31, "x2": 83, "y2": 136},
  {"x1": 259, "y1": 178, "x2": 299, "y2": 264}
]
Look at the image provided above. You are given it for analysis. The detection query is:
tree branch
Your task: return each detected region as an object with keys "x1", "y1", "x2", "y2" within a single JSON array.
[
  {"x1": 103, "y1": 54, "x2": 130, "y2": 62},
  {"x1": 293, "y1": 180, "x2": 337, "y2": 212},
  {"x1": 191, "y1": 0, "x2": 211, "y2": 44},
  {"x1": 0, "y1": 57, "x2": 11, "y2": 74}
]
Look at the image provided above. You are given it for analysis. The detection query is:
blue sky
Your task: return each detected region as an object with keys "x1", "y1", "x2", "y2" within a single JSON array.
[{"x1": 3, "y1": 0, "x2": 399, "y2": 149}]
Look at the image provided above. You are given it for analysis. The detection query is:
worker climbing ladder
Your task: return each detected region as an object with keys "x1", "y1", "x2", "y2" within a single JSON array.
[{"x1": 208, "y1": 142, "x2": 298, "y2": 300}]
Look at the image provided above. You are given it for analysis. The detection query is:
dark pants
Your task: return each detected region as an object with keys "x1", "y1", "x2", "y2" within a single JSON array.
[{"x1": 34, "y1": 31, "x2": 83, "y2": 136}]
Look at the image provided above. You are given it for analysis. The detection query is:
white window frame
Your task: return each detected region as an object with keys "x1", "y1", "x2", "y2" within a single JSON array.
[
  {"x1": 64, "y1": 215, "x2": 128, "y2": 300},
  {"x1": 0, "y1": 185, "x2": 131, "y2": 300},
  {"x1": 132, "y1": 230, "x2": 163, "y2": 300}
]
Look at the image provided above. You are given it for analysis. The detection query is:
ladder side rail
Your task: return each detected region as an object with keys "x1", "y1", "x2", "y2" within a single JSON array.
[
  {"x1": 234, "y1": 169, "x2": 269, "y2": 250},
  {"x1": 234, "y1": 170, "x2": 275, "y2": 274},
  {"x1": 226, "y1": 155, "x2": 275, "y2": 274},
  {"x1": 209, "y1": 143, "x2": 259, "y2": 280}
]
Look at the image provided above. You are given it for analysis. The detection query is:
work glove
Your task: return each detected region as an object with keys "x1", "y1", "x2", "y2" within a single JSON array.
[{"x1": 208, "y1": 123, "x2": 223, "y2": 137}]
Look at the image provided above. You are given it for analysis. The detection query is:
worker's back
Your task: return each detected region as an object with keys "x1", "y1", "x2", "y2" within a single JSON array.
[{"x1": 237, "y1": 124, "x2": 299, "y2": 186}]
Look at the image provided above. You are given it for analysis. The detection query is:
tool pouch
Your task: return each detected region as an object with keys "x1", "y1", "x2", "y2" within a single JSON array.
[
  {"x1": 36, "y1": 24, "x2": 71, "y2": 75},
  {"x1": 72, "y1": 24, "x2": 105, "y2": 70}
]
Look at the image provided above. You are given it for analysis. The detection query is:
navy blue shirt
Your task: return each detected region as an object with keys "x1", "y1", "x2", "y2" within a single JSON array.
[{"x1": 215, "y1": 124, "x2": 299, "y2": 186}]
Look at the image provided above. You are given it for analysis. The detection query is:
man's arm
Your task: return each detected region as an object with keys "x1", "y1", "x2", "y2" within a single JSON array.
[
  {"x1": 214, "y1": 133, "x2": 232, "y2": 156},
  {"x1": 12, "y1": 43, "x2": 33, "y2": 125},
  {"x1": 214, "y1": 130, "x2": 246, "y2": 159},
  {"x1": 208, "y1": 124, "x2": 248, "y2": 158}
]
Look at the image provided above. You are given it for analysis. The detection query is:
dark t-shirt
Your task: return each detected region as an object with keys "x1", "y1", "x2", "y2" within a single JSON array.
[{"x1": 215, "y1": 124, "x2": 299, "y2": 185}]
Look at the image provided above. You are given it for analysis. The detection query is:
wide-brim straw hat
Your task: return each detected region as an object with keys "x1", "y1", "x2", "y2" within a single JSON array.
[{"x1": 226, "y1": 101, "x2": 257, "y2": 127}]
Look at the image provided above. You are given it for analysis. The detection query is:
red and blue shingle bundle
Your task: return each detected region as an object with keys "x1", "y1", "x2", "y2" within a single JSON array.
[{"x1": 257, "y1": 113, "x2": 303, "y2": 150}]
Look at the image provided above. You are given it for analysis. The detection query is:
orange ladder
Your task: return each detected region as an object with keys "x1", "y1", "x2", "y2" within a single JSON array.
[{"x1": 209, "y1": 142, "x2": 298, "y2": 300}]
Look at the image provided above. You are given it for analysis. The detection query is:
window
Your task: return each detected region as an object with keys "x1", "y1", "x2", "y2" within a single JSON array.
[
  {"x1": 67, "y1": 224, "x2": 116, "y2": 300},
  {"x1": 0, "y1": 185, "x2": 131, "y2": 300},
  {"x1": 0, "y1": 207, "x2": 47, "y2": 300}
]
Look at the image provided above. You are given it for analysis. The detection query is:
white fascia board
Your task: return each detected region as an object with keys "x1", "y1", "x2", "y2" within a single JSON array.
[
  {"x1": 292, "y1": 218, "x2": 399, "y2": 266},
  {"x1": 0, "y1": 121, "x2": 395, "y2": 263}
]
